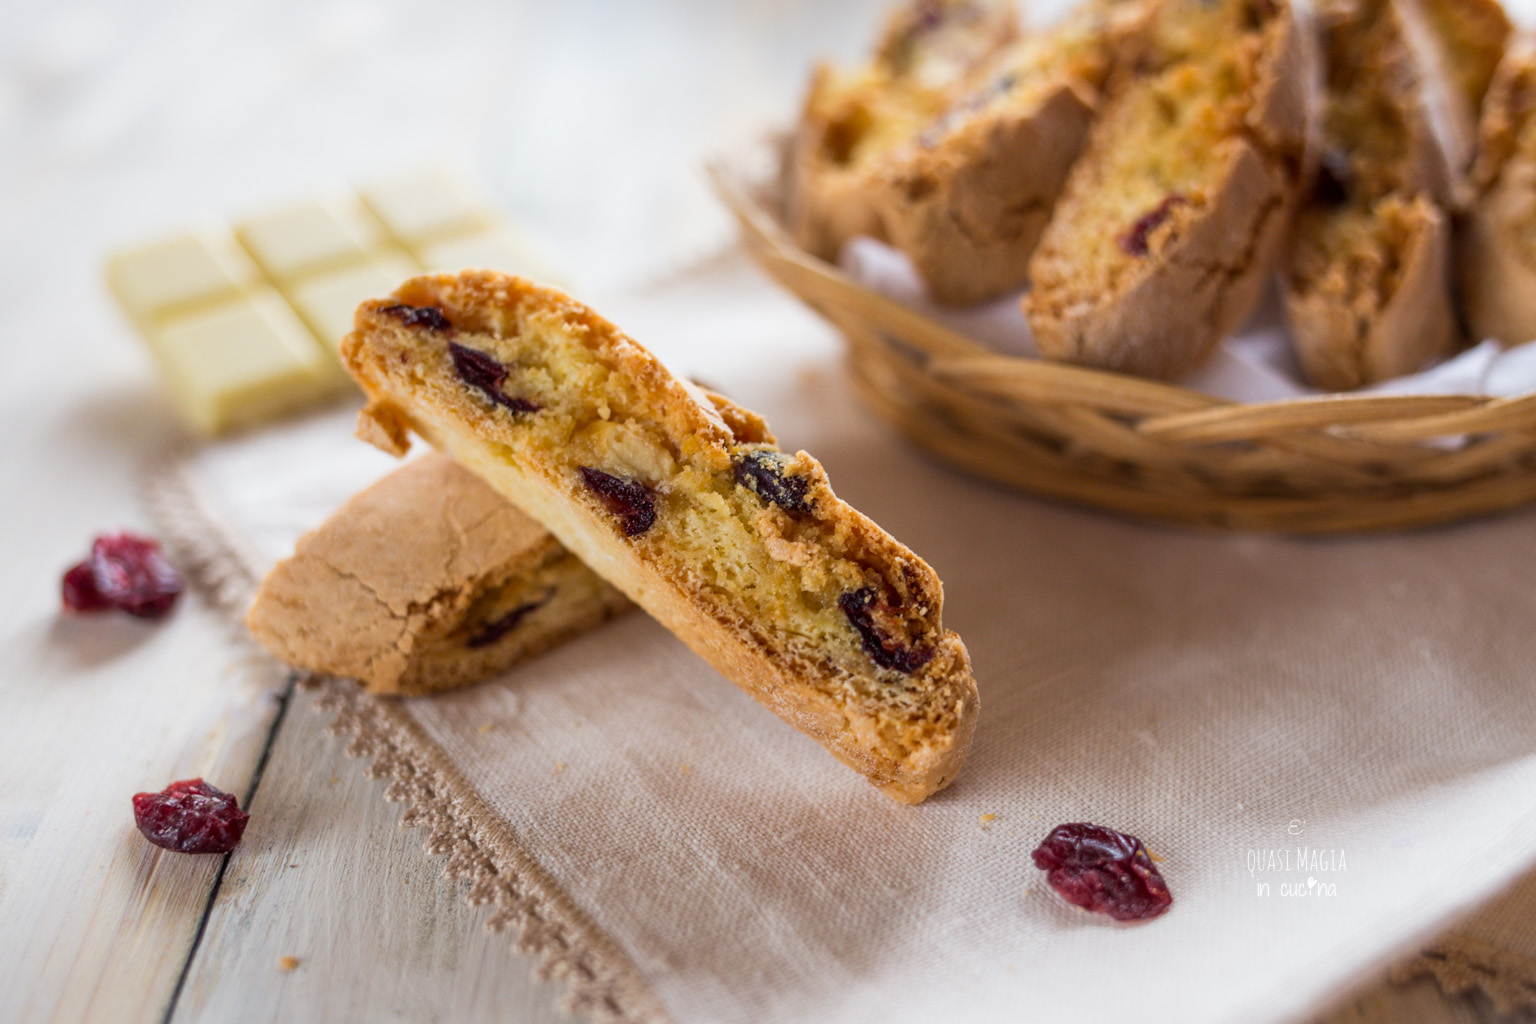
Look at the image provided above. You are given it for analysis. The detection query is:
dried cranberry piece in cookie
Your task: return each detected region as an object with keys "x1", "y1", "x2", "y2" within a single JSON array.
[
  {"x1": 380, "y1": 303, "x2": 453, "y2": 332},
  {"x1": 1117, "y1": 194, "x2": 1189, "y2": 257},
  {"x1": 839, "y1": 587, "x2": 934, "y2": 674},
  {"x1": 1313, "y1": 149, "x2": 1353, "y2": 207},
  {"x1": 61, "y1": 533, "x2": 183, "y2": 619},
  {"x1": 466, "y1": 589, "x2": 553, "y2": 648},
  {"x1": 448, "y1": 342, "x2": 541, "y2": 414},
  {"x1": 132, "y1": 778, "x2": 250, "y2": 854},
  {"x1": 578, "y1": 468, "x2": 657, "y2": 537},
  {"x1": 733, "y1": 450, "x2": 812, "y2": 515},
  {"x1": 1031, "y1": 822, "x2": 1172, "y2": 922}
]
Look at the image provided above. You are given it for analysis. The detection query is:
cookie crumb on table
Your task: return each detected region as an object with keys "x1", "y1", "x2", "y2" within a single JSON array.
[{"x1": 278, "y1": 956, "x2": 300, "y2": 972}]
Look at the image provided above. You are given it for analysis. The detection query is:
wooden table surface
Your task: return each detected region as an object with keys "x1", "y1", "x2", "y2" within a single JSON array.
[{"x1": 0, "y1": 0, "x2": 1529, "y2": 1021}]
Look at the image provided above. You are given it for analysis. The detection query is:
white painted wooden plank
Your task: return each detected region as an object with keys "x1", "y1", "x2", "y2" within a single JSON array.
[
  {"x1": 0, "y1": 204, "x2": 294, "y2": 1024},
  {"x1": 0, "y1": 553, "x2": 291, "y2": 1024},
  {"x1": 170, "y1": 683, "x2": 567, "y2": 1024}
]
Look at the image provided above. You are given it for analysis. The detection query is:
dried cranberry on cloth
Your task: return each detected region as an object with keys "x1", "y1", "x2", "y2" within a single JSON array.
[{"x1": 152, "y1": 264, "x2": 1536, "y2": 1024}]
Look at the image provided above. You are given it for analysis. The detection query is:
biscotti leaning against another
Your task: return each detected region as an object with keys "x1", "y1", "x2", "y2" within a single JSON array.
[
  {"x1": 871, "y1": 0, "x2": 1152, "y2": 306},
  {"x1": 1022, "y1": 0, "x2": 1313, "y2": 381},
  {"x1": 1416, "y1": 0, "x2": 1513, "y2": 138},
  {"x1": 784, "y1": 0, "x2": 1017, "y2": 262},
  {"x1": 1282, "y1": 0, "x2": 1472, "y2": 390},
  {"x1": 341, "y1": 272, "x2": 978, "y2": 803},
  {"x1": 1459, "y1": 35, "x2": 1536, "y2": 348},
  {"x1": 247, "y1": 453, "x2": 631, "y2": 696}
]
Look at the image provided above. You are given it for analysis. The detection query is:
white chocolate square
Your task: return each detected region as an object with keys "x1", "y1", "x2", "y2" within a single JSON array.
[
  {"x1": 235, "y1": 199, "x2": 380, "y2": 280},
  {"x1": 106, "y1": 230, "x2": 260, "y2": 324},
  {"x1": 290, "y1": 255, "x2": 419, "y2": 356},
  {"x1": 416, "y1": 228, "x2": 563, "y2": 284},
  {"x1": 361, "y1": 170, "x2": 490, "y2": 244},
  {"x1": 146, "y1": 291, "x2": 338, "y2": 436}
]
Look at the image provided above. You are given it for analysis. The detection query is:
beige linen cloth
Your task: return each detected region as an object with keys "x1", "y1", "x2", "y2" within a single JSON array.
[{"x1": 148, "y1": 260, "x2": 1536, "y2": 1024}]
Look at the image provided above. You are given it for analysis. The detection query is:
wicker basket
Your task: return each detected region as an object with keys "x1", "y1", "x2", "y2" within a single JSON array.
[{"x1": 707, "y1": 152, "x2": 1536, "y2": 534}]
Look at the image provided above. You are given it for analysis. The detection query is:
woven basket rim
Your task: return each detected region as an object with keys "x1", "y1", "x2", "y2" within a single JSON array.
[
  {"x1": 704, "y1": 146, "x2": 1536, "y2": 533},
  {"x1": 705, "y1": 157, "x2": 1534, "y2": 421}
]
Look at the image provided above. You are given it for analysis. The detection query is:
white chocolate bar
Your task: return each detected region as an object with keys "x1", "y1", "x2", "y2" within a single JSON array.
[
  {"x1": 106, "y1": 170, "x2": 557, "y2": 436},
  {"x1": 235, "y1": 199, "x2": 384, "y2": 280},
  {"x1": 146, "y1": 291, "x2": 338, "y2": 435}
]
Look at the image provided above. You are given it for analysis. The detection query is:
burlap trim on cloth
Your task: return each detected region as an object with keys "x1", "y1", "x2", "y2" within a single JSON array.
[
  {"x1": 1392, "y1": 936, "x2": 1536, "y2": 1017},
  {"x1": 144, "y1": 452, "x2": 674, "y2": 1024},
  {"x1": 145, "y1": 446, "x2": 1534, "y2": 1024}
]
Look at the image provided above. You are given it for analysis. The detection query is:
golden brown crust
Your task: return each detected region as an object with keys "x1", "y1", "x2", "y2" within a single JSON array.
[
  {"x1": 1284, "y1": 0, "x2": 1464, "y2": 389},
  {"x1": 1414, "y1": 0, "x2": 1512, "y2": 123},
  {"x1": 1460, "y1": 34, "x2": 1536, "y2": 346},
  {"x1": 1022, "y1": 0, "x2": 1314, "y2": 380},
  {"x1": 1287, "y1": 196, "x2": 1456, "y2": 388},
  {"x1": 341, "y1": 271, "x2": 979, "y2": 802},
  {"x1": 245, "y1": 453, "x2": 631, "y2": 695},
  {"x1": 784, "y1": 0, "x2": 1017, "y2": 261},
  {"x1": 870, "y1": 3, "x2": 1152, "y2": 305}
]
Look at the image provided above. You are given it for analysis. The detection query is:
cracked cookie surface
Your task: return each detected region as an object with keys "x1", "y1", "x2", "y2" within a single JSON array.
[
  {"x1": 246, "y1": 453, "x2": 631, "y2": 696},
  {"x1": 341, "y1": 271, "x2": 979, "y2": 803}
]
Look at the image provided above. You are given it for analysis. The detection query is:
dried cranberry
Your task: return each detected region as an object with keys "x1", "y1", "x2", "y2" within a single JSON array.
[
  {"x1": 838, "y1": 587, "x2": 933, "y2": 674},
  {"x1": 448, "y1": 342, "x2": 541, "y2": 414},
  {"x1": 1031, "y1": 823, "x2": 1172, "y2": 922},
  {"x1": 466, "y1": 590, "x2": 552, "y2": 648},
  {"x1": 579, "y1": 467, "x2": 656, "y2": 537},
  {"x1": 733, "y1": 450, "x2": 812, "y2": 515},
  {"x1": 1313, "y1": 149, "x2": 1353, "y2": 207},
  {"x1": 1118, "y1": 194, "x2": 1189, "y2": 257},
  {"x1": 61, "y1": 533, "x2": 183, "y2": 619},
  {"x1": 132, "y1": 779, "x2": 250, "y2": 854},
  {"x1": 381, "y1": 303, "x2": 452, "y2": 332},
  {"x1": 61, "y1": 562, "x2": 112, "y2": 612}
]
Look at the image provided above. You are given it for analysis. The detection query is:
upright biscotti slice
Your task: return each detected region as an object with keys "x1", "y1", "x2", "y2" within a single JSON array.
[
  {"x1": 1416, "y1": 0, "x2": 1512, "y2": 126},
  {"x1": 872, "y1": 1, "x2": 1153, "y2": 305},
  {"x1": 1460, "y1": 35, "x2": 1536, "y2": 346},
  {"x1": 1283, "y1": 0, "x2": 1463, "y2": 390},
  {"x1": 1022, "y1": 0, "x2": 1312, "y2": 380},
  {"x1": 247, "y1": 453, "x2": 631, "y2": 695},
  {"x1": 785, "y1": 0, "x2": 1017, "y2": 261},
  {"x1": 342, "y1": 272, "x2": 978, "y2": 803}
]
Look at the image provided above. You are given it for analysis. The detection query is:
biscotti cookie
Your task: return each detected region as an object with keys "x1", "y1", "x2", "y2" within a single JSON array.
[
  {"x1": 1460, "y1": 35, "x2": 1536, "y2": 346},
  {"x1": 1416, "y1": 0, "x2": 1512, "y2": 124},
  {"x1": 1022, "y1": 0, "x2": 1312, "y2": 380},
  {"x1": 1283, "y1": 0, "x2": 1463, "y2": 390},
  {"x1": 871, "y1": 1, "x2": 1153, "y2": 306},
  {"x1": 785, "y1": 0, "x2": 1017, "y2": 262},
  {"x1": 341, "y1": 272, "x2": 978, "y2": 803},
  {"x1": 247, "y1": 453, "x2": 631, "y2": 696}
]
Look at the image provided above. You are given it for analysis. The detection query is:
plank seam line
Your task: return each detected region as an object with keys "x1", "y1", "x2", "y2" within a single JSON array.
[{"x1": 158, "y1": 674, "x2": 295, "y2": 1024}]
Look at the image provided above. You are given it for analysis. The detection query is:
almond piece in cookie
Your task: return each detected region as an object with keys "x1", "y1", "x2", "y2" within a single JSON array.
[
  {"x1": 247, "y1": 453, "x2": 631, "y2": 696},
  {"x1": 871, "y1": 1, "x2": 1153, "y2": 306},
  {"x1": 1022, "y1": 0, "x2": 1313, "y2": 381},
  {"x1": 341, "y1": 272, "x2": 979, "y2": 803},
  {"x1": 1460, "y1": 35, "x2": 1536, "y2": 346},
  {"x1": 1283, "y1": 0, "x2": 1464, "y2": 390},
  {"x1": 785, "y1": 0, "x2": 1017, "y2": 262}
]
